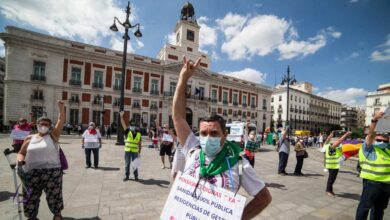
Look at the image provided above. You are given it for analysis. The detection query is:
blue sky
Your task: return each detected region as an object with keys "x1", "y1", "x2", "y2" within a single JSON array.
[{"x1": 0, "y1": 0, "x2": 389, "y2": 107}]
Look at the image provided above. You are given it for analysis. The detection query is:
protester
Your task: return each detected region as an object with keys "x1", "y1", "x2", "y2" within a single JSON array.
[
  {"x1": 171, "y1": 142, "x2": 186, "y2": 179},
  {"x1": 356, "y1": 112, "x2": 390, "y2": 220},
  {"x1": 277, "y1": 128, "x2": 290, "y2": 175},
  {"x1": 160, "y1": 124, "x2": 174, "y2": 169},
  {"x1": 104, "y1": 125, "x2": 111, "y2": 139},
  {"x1": 319, "y1": 132, "x2": 324, "y2": 148},
  {"x1": 10, "y1": 118, "x2": 34, "y2": 153},
  {"x1": 82, "y1": 122, "x2": 102, "y2": 169},
  {"x1": 294, "y1": 138, "x2": 306, "y2": 176},
  {"x1": 244, "y1": 125, "x2": 260, "y2": 167},
  {"x1": 77, "y1": 124, "x2": 82, "y2": 136},
  {"x1": 16, "y1": 100, "x2": 65, "y2": 220},
  {"x1": 120, "y1": 112, "x2": 141, "y2": 181},
  {"x1": 324, "y1": 131, "x2": 351, "y2": 197},
  {"x1": 172, "y1": 56, "x2": 271, "y2": 219},
  {"x1": 152, "y1": 130, "x2": 159, "y2": 150}
]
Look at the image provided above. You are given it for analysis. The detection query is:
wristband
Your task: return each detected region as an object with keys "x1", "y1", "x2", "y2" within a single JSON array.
[{"x1": 371, "y1": 119, "x2": 378, "y2": 123}]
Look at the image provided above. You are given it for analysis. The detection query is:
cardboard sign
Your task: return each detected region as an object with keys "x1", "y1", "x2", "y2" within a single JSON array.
[
  {"x1": 10, "y1": 129, "x2": 30, "y2": 140},
  {"x1": 160, "y1": 172, "x2": 247, "y2": 220},
  {"x1": 375, "y1": 106, "x2": 390, "y2": 133}
]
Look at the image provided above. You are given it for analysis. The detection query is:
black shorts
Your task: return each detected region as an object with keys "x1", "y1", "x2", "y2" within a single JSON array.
[{"x1": 160, "y1": 144, "x2": 172, "y2": 156}]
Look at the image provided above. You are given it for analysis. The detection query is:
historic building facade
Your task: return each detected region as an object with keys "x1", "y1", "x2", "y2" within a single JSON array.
[
  {"x1": 365, "y1": 82, "x2": 390, "y2": 126},
  {"x1": 0, "y1": 3, "x2": 272, "y2": 132},
  {"x1": 271, "y1": 82, "x2": 341, "y2": 135}
]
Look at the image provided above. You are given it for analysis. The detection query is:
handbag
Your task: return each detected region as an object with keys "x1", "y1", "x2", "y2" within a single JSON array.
[
  {"x1": 49, "y1": 132, "x2": 68, "y2": 170},
  {"x1": 303, "y1": 151, "x2": 309, "y2": 158}
]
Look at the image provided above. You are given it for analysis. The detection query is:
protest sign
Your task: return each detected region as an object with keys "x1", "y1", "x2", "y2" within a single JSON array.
[
  {"x1": 10, "y1": 129, "x2": 30, "y2": 140},
  {"x1": 160, "y1": 171, "x2": 246, "y2": 220},
  {"x1": 375, "y1": 106, "x2": 390, "y2": 133}
]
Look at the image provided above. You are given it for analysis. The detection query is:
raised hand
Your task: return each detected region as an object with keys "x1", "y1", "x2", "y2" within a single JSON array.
[
  {"x1": 373, "y1": 112, "x2": 385, "y2": 121},
  {"x1": 179, "y1": 56, "x2": 201, "y2": 81},
  {"x1": 57, "y1": 100, "x2": 65, "y2": 109},
  {"x1": 119, "y1": 111, "x2": 124, "y2": 118}
]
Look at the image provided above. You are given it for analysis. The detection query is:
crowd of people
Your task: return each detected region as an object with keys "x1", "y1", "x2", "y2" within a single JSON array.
[{"x1": 6, "y1": 56, "x2": 389, "y2": 220}]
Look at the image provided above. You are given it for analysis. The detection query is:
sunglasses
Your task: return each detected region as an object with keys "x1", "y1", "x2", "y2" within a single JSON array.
[
  {"x1": 39, "y1": 123, "x2": 51, "y2": 127},
  {"x1": 375, "y1": 139, "x2": 389, "y2": 143}
]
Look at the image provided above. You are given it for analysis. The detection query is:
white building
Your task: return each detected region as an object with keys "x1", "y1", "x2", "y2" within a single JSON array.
[
  {"x1": 271, "y1": 81, "x2": 341, "y2": 134},
  {"x1": 0, "y1": 2, "x2": 272, "y2": 132},
  {"x1": 365, "y1": 82, "x2": 390, "y2": 126},
  {"x1": 0, "y1": 57, "x2": 4, "y2": 127}
]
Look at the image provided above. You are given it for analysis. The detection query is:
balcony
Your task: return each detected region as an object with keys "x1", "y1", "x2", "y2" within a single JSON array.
[
  {"x1": 233, "y1": 114, "x2": 238, "y2": 117},
  {"x1": 113, "y1": 101, "x2": 120, "y2": 107},
  {"x1": 262, "y1": 106, "x2": 267, "y2": 110},
  {"x1": 31, "y1": 95, "x2": 44, "y2": 101},
  {"x1": 164, "y1": 91, "x2": 175, "y2": 97},
  {"x1": 92, "y1": 82, "x2": 103, "y2": 89},
  {"x1": 69, "y1": 98, "x2": 80, "y2": 104},
  {"x1": 150, "y1": 90, "x2": 159, "y2": 96},
  {"x1": 223, "y1": 100, "x2": 228, "y2": 105},
  {"x1": 150, "y1": 105, "x2": 158, "y2": 110},
  {"x1": 92, "y1": 100, "x2": 101, "y2": 105},
  {"x1": 113, "y1": 85, "x2": 121, "y2": 90},
  {"x1": 69, "y1": 79, "x2": 82, "y2": 86},
  {"x1": 251, "y1": 105, "x2": 256, "y2": 109},
  {"x1": 233, "y1": 102, "x2": 238, "y2": 106},
  {"x1": 299, "y1": 110, "x2": 302, "y2": 114},
  {"x1": 133, "y1": 103, "x2": 141, "y2": 108},
  {"x1": 373, "y1": 101, "x2": 382, "y2": 106},
  {"x1": 30, "y1": 74, "x2": 46, "y2": 82},
  {"x1": 277, "y1": 108, "x2": 283, "y2": 113},
  {"x1": 242, "y1": 104, "x2": 248, "y2": 108},
  {"x1": 223, "y1": 112, "x2": 228, "y2": 116},
  {"x1": 210, "y1": 99, "x2": 218, "y2": 103},
  {"x1": 132, "y1": 87, "x2": 142, "y2": 93}
]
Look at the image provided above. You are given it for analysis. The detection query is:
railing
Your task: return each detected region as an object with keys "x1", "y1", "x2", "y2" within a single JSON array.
[
  {"x1": 31, "y1": 74, "x2": 46, "y2": 81},
  {"x1": 262, "y1": 106, "x2": 267, "y2": 110},
  {"x1": 373, "y1": 102, "x2": 382, "y2": 106},
  {"x1": 164, "y1": 91, "x2": 175, "y2": 96},
  {"x1": 92, "y1": 100, "x2": 101, "y2": 105},
  {"x1": 242, "y1": 104, "x2": 247, "y2": 108},
  {"x1": 150, "y1": 105, "x2": 158, "y2": 110},
  {"x1": 69, "y1": 79, "x2": 82, "y2": 86},
  {"x1": 210, "y1": 99, "x2": 218, "y2": 103},
  {"x1": 277, "y1": 109, "x2": 283, "y2": 113},
  {"x1": 150, "y1": 90, "x2": 159, "y2": 95},
  {"x1": 132, "y1": 87, "x2": 142, "y2": 93},
  {"x1": 92, "y1": 82, "x2": 103, "y2": 89},
  {"x1": 251, "y1": 105, "x2": 256, "y2": 109},
  {"x1": 223, "y1": 100, "x2": 228, "y2": 105},
  {"x1": 133, "y1": 103, "x2": 141, "y2": 108},
  {"x1": 113, "y1": 85, "x2": 121, "y2": 90},
  {"x1": 69, "y1": 98, "x2": 80, "y2": 103},
  {"x1": 113, "y1": 102, "x2": 120, "y2": 107}
]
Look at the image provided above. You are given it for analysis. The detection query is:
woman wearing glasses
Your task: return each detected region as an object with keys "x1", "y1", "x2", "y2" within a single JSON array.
[{"x1": 16, "y1": 100, "x2": 65, "y2": 220}]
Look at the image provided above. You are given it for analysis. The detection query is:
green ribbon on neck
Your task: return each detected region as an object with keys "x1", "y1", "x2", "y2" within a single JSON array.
[{"x1": 199, "y1": 140, "x2": 242, "y2": 178}]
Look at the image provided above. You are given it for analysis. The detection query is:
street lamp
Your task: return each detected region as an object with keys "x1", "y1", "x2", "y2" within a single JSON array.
[
  {"x1": 110, "y1": 1, "x2": 142, "y2": 145},
  {"x1": 280, "y1": 66, "x2": 297, "y2": 138},
  {"x1": 96, "y1": 94, "x2": 105, "y2": 135}
]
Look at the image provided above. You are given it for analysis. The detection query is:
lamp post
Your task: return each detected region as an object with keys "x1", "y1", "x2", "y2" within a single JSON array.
[
  {"x1": 280, "y1": 66, "x2": 297, "y2": 138},
  {"x1": 110, "y1": 1, "x2": 142, "y2": 145},
  {"x1": 96, "y1": 94, "x2": 105, "y2": 135}
]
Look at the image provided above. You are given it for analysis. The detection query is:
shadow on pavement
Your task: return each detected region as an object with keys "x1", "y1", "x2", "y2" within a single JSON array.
[
  {"x1": 259, "y1": 148, "x2": 274, "y2": 152},
  {"x1": 302, "y1": 173, "x2": 324, "y2": 177},
  {"x1": 265, "y1": 182, "x2": 287, "y2": 190},
  {"x1": 339, "y1": 170, "x2": 359, "y2": 176},
  {"x1": 96, "y1": 166, "x2": 120, "y2": 171},
  {"x1": 63, "y1": 217, "x2": 102, "y2": 220},
  {"x1": 137, "y1": 178, "x2": 170, "y2": 188},
  {"x1": 336, "y1": 192, "x2": 361, "y2": 201},
  {"x1": 0, "y1": 191, "x2": 13, "y2": 202}
]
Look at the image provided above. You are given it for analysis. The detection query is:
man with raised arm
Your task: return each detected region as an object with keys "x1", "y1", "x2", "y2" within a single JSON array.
[{"x1": 172, "y1": 56, "x2": 272, "y2": 220}]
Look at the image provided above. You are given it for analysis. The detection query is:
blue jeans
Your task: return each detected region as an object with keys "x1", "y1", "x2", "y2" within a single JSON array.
[
  {"x1": 124, "y1": 152, "x2": 139, "y2": 178},
  {"x1": 85, "y1": 148, "x2": 99, "y2": 167},
  {"x1": 356, "y1": 179, "x2": 390, "y2": 220}
]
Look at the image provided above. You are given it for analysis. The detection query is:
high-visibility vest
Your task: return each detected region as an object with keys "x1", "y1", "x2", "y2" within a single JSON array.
[
  {"x1": 125, "y1": 131, "x2": 141, "y2": 152},
  {"x1": 325, "y1": 143, "x2": 342, "y2": 169},
  {"x1": 359, "y1": 145, "x2": 390, "y2": 183}
]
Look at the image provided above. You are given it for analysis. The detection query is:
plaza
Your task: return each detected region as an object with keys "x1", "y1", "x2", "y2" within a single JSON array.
[{"x1": 1, "y1": 134, "x2": 388, "y2": 220}]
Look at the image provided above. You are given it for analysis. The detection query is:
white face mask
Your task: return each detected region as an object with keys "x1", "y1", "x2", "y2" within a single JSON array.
[
  {"x1": 38, "y1": 126, "x2": 49, "y2": 134},
  {"x1": 249, "y1": 134, "x2": 255, "y2": 140}
]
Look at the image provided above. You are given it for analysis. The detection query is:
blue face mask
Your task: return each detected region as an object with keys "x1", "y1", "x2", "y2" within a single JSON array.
[
  {"x1": 374, "y1": 141, "x2": 389, "y2": 148},
  {"x1": 129, "y1": 126, "x2": 136, "y2": 131},
  {"x1": 199, "y1": 136, "x2": 222, "y2": 157}
]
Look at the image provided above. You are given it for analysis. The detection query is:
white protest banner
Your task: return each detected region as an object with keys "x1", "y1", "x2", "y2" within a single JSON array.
[
  {"x1": 160, "y1": 171, "x2": 247, "y2": 220},
  {"x1": 10, "y1": 129, "x2": 30, "y2": 140}
]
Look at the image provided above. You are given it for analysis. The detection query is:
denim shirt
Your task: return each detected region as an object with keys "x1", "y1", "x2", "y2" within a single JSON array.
[{"x1": 362, "y1": 142, "x2": 390, "y2": 161}]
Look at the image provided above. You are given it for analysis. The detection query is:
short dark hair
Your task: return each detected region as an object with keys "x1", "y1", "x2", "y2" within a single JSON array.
[
  {"x1": 37, "y1": 116, "x2": 52, "y2": 125},
  {"x1": 199, "y1": 114, "x2": 226, "y2": 133}
]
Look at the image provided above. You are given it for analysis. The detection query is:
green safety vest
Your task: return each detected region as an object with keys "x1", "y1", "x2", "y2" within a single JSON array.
[
  {"x1": 125, "y1": 131, "x2": 141, "y2": 153},
  {"x1": 325, "y1": 143, "x2": 342, "y2": 169},
  {"x1": 359, "y1": 145, "x2": 390, "y2": 183}
]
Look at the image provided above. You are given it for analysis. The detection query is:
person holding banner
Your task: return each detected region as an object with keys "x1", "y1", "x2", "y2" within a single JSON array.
[
  {"x1": 10, "y1": 118, "x2": 34, "y2": 153},
  {"x1": 356, "y1": 111, "x2": 390, "y2": 220},
  {"x1": 172, "y1": 56, "x2": 272, "y2": 220}
]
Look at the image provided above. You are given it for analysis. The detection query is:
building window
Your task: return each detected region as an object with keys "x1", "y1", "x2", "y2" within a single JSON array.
[
  {"x1": 279, "y1": 95, "x2": 282, "y2": 101},
  {"x1": 70, "y1": 67, "x2": 82, "y2": 85},
  {"x1": 93, "y1": 70, "x2": 103, "y2": 88},
  {"x1": 133, "y1": 76, "x2": 142, "y2": 93},
  {"x1": 198, "y1": 87, "x2": 205, "y2": 99},
  {"x1": 299, "y1": 97, "x2": 301, "y2": 103},
  {"x1": 92, "y1": 111, "x2": 101, "y2": 125},
  {"x1": 69, "y1": 109, "x2": 79, "y2": 125},
  {"x1": 114, "y1": 73, "x2": 122, "y2": 90},
  {"x1": 233, "y1": 94, "x2": 238, "y2": 105},
  {"x1": 151, "y1": 79, "x2": 159, "y2": 93},
  {"x1": 263, "y1": 99, "x2": 267, "y2": 110},
  {"x1": 295, "y1": 96, "x2": 297, "y2": 101},
  {"x1": 176, "y1": 32, "x2": 180, "y2": 43},
  {"x1": 169, "y1": 82, "x2": 177, "y2": 95},
  {"x1": 271, "y1": 97, "x2": 274, "y2": 102},
  {"x1": 133, "y1": 100, "x2": 140, "y2": 108},
  {"x1": 32, "y1": 61, "x2": 46, "y2": 81},
  {"x1": 211, "y1": 90, "x2": 217, "y2": 101},
  {"x1": 290, "y1": 95, "x2": 293, "y2": 101},
  {"x1": 187, "y1": 29, "x2": 195, "y2": 41},
  {"x1": 69, "y1": 94, "x2": 80, "y2": 103},
  {"x1": 243, "y1": 95, "x2": 247, "y2": 105},
  {"x1": 113, "y1": 112, "x2": 119, "y2": 124},
  {"x1": 223, "y1": 91, "x2": 228, "y2": 104},
  {"x1": 31, "y1": 90, "x2": 44, "y2": 100},
  {"x1": 251, "y1": 97, "x2": 256, "y2": 107}
]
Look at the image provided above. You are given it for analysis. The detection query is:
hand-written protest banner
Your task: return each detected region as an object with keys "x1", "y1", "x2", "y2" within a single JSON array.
[
  {"x1": 10, "y1": 129, "x2": 30, "y2": 140},
  {"x1": 160, "y1": 171, "x2": 246, "y2": 220}
]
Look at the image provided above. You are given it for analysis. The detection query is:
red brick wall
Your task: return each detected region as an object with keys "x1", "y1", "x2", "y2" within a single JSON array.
[
  {"x1": 144, "y1": 72, "x2": 149, "y2": 92},
  {"x1": 103, "y1": 109, "x2": 110, "y2": 125},
  {"x1": 126, "y1": 69, "x2": 131, "y2": 90},
  {"x1": 160, "y1": 76, "x2": 164, "y2": 94},
  {"x1": 124, "y1": 97, "x2": 131, "y2": 105},
  {"x1": 82, "y1": 93, "x2": 91, "y2": 102},
  {"x1": 84, "y1": 62, "x2": 91, "y2": 85},
  {"x1": 63, "y1": 59, "x2": 68, "y2": 82},
  {"x1": 142, "y1": 99, "x2": 149, "y2": 107},
  {"x1": 106, "y1": 66, "x2": 112, "y2": 88},
  {"x1": 82, "y1": 108, "x2": 89, "y2": 124},
  {"x1": 62, "y1": 91, "x2": 68, "y2": 100}
]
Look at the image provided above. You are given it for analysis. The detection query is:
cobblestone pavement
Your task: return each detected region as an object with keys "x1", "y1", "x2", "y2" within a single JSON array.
[{"x1": 0, "y1": 134, "x2": 389, "y2": 220}]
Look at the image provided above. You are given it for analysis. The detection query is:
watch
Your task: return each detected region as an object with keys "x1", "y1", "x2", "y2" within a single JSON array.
[{"x1": 371, "y1": 119, "x2": 378, "y2": 123}]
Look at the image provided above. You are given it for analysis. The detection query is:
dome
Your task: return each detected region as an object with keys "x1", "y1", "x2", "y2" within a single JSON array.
[{"x1": 181, "y1": 1, "x2": 196, "y2": 22}]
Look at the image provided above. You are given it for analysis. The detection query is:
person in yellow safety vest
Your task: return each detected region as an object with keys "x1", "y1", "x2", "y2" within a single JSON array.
[
  {"x1": 119, "y1": 111, "x2": 142, "y2": 181},
  {"x1": 324, "y1": 131, "x2": 352, "y2": 198},
  {"x1": 356, "y1": 112, "x2": 390, "y2": 220}
]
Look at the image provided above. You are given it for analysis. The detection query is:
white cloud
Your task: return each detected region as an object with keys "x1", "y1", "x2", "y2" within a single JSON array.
[
  {"x1": 312, "y1": 86, "x2": 319, "y2": 92},
  {"x1": 0, "y1": 39, "x2": 4, "y2": 57},
  {"x1": 370, "y1": 34, "x2": 390, "y2": 61},
  {"x1": 317, "y1": 87, "x2": 368, "y2": 106},
  {"x1": 198, "y1": 16, "x2": 218, "y2": 50},
  {"x1": 350, "y1": 0, "x2": 359, "y2": 3},
  {"x1": 216, "y1": 13, "x2": 341, "y2": 60},
  {"x1": 350, "y1": 52, "x2": 360, "y2": 58},
  {"x1": 164, "y1": 32, "x2": 176, "y2": 45},
  {"x1": 0, "y1": 0, "x2": 143, "y2": 50},
  {"x1": 221, "y1": 68, "x2": 267, "y2": 84},
  {"x1": 110, "y1": 36, "x2": 135, "y2": 53},
  {"x1": 255, "y1": 3, "x2": 263, "y2": 8},
  {"x1": 211, "y1": 50, "x2": 220, "y2": 61}
]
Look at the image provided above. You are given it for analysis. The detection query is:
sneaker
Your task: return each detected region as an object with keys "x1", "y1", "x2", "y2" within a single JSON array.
[
  {"x1": 323, "y1": 168, "x2": 328, "y2": 173},
  {"x1": 86, "y1": 166, "x2": 91, "y2": 169},
  {"x1": 161, "y1": 166, "x2": 165, "y2": 169},
  {"x1": 326, "y1": 192, "x2": 336, "y2": 198},
  {"x1": 134, "y1": 177, "x2": 139, "y2": 181},
  {"x1": 123, "y1": 177, "x2": 129, "y2": 182},
  {"x1": 94, "y1": 166, "x2": 99, "y2": 169}
]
